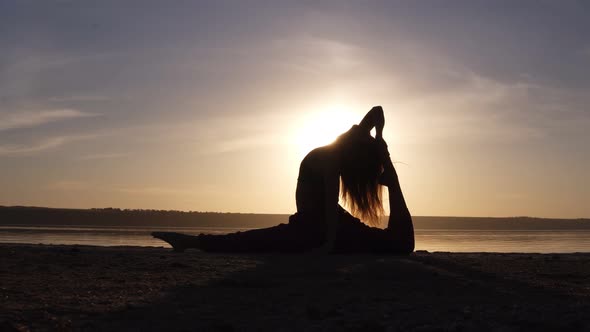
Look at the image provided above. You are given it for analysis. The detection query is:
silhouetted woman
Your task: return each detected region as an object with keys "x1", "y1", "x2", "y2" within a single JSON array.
[{"x1": 153, "y1": 106, "x2": 414, "y2": 254}]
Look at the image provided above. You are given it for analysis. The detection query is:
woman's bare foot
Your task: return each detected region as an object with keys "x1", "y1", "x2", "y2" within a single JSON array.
[{"x1": 151, "y1": 232, "x2": 198, "y2": 252}]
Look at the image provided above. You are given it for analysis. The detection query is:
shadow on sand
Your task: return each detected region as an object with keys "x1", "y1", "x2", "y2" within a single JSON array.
[
  {"x1": 90, "y1": 251, "x2": 589, "y2": 331},
  {"x1": 2, "y1": 245, "x2": 589, "y2": 331}
]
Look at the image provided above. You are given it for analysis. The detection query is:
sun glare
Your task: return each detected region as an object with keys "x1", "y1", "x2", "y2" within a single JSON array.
[{"x1": 293, "y1": 106, "x2": 361, "y2": 157}]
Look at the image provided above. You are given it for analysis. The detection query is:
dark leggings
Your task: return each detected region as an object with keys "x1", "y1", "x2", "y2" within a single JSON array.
[{"x1": 198, "y1": 206, "x2": 414, "y2": 254}]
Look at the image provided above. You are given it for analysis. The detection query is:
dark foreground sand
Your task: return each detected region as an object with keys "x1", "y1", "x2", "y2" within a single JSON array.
[{"x1": 1, "y1": 245, "x2": 589, "y2": 331}]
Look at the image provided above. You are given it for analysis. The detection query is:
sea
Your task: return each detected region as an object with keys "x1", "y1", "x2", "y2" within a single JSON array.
[{"x1": 1, "y1": 225, "x2": 589, "y2": 253}]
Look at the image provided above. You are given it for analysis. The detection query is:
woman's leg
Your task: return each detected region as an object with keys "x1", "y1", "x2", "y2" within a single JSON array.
[
  {"x1": 151, "y1": 232, "x2": 200, "y2": 252},
  {"x1": 198, "y1": 215, "x2": 325, "y2": 253},
  {"x1": 152, "y1": 213, "x2": 324, "y2": 253}
]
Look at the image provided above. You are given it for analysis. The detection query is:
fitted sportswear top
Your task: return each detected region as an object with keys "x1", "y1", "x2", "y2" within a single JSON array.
[{"x1": 295, "y1": 147, "x2": 327, "y2": 216}]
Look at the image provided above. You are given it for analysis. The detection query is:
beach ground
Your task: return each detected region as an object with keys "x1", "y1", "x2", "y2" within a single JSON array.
[{"x1": 1, "y1": 244, "x2": 589, "y2": 331}]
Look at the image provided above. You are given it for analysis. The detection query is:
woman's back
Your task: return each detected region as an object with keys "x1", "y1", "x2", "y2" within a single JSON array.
[{"x1": 295, "y1": 146, "x2": 338, "y2": 216}]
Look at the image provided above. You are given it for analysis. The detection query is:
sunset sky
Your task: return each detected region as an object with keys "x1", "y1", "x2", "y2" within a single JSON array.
[{"x1": 1, "y1": 1, "x2": 589, "y2": 218}]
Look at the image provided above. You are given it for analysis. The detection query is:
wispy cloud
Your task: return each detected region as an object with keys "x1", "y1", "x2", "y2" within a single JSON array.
[
  {"x1": 114, "y1": 187, "x2": 195, "y2": 196},
  {"x1": 44, "y1": 182, "x2": 196, "y2": 197},
  {"x1": 77, "y1": 153, "x2": 128, "y2": 161},
  {"x1": 45, "y1": 180, "x2": 89, "y2": 191},
  {"x1": 48, "y1": 95, "x2": 111, "y2": 103},
  {"x1": 388, "y1": 65, "x2": 590, "y2": 145},
  {"x1": 0, "y1": 109, "x2": 100, "y2": 131},
  {"x1": 0, "y1": 134, "x2": 100, "y2": 156},
  {"x1": 269, "y1": 36, "x2": 363, "y2": 74},
  {"x1": 0, "y1": 137, "x2": 68, "y2": 155},
  {"x1": 212, "y1": 133, "x2": 284, "y2": 154}
]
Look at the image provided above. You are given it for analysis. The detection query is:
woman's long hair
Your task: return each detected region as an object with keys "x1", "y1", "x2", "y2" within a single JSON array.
[{"x1": 335, "y1": 126, "x2": 384, "y2": 226}]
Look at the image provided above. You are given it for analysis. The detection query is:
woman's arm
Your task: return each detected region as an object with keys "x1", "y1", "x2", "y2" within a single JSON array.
[
  {"x1": 376, "y1": 138, "x2": 397, "y2": 186},
  {"x1": 359, "y1": 106, "x2": 385, "y2": 139}
]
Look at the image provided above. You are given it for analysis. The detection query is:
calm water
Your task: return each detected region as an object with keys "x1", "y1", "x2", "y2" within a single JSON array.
[{"x1": 1, "y1": 225, "x2": 589, "y2": 253}]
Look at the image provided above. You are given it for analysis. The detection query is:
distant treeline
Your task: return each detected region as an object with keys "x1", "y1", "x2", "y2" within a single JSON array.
[
  {"x1": 1, "y1": 206, "x2": 589, "y2": 230},
  {"x1": 0, "y1": 206, "x2": 286, "y2": 228}
]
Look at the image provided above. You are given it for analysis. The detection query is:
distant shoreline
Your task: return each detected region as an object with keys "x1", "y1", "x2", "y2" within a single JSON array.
[
  {"x1": 3, "y1": 242, "x2": 590, "y2": 254},
  {"x1": 1, "y1": 206, "x2": 589, "y2": 230}
]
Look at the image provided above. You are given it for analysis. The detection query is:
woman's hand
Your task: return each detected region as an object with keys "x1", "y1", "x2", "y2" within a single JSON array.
[{"x1": 359, "y1": 106, "x2": 385, "y2": 139}]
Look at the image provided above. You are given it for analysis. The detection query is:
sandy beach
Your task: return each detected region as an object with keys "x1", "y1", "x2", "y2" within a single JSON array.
[{"x1": 1, "y1": 244, "x2": 589, "y2": 331}]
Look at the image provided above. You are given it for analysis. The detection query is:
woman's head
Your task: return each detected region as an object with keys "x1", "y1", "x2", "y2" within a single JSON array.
[{"x1": 335, "y1": 126, "x2": 384, "y2": 226}]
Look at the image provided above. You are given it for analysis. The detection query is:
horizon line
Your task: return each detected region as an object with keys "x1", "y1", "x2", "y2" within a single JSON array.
[{"x1": 1, "y1": 205, "x2": 589, "y2": 221}]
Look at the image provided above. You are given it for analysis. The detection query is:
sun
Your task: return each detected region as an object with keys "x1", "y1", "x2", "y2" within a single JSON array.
[{"x1": 292, "y1": 105, "x2": 361, "y2": 157}]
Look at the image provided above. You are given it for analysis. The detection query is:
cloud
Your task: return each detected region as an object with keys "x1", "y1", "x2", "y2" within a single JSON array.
[
  {"x1": 214, "y1": 134, "x2": 283, "y2": 154},
  {"x1": 45, "y1": 182, "x2": 198, "y2": 197},
  {"x1": 77, "y1": 153, "x2": 128, "y2": 161},
  {"x1": 0, "y1": 137, "x2": 68, "y2": 155},
  {"x1": 269, "y1": 36, "x2": 363, "y2": 74},
  {"x1": 114, "y1": 187, "x2": 195, "y2": 196},
  {"x1": 45, "y1": 181, "x2": 88, "y2": 191},
  {"x1": 0, "y1": 109, "x2": 99, "y2": 131},
  {"x1": 0, "y1": 134, "x2": 99, "y2": 156},
  {"x1": 48, "y1": 95, "x2": 111, "y2": 103}
]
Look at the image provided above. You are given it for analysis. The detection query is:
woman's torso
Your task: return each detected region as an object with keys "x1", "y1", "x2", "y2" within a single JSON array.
[{"x1": 295, "y1": 146, "x2": 338, "y2": 216}]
